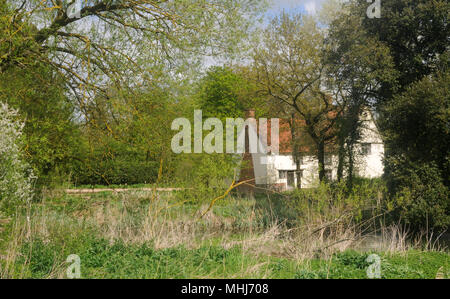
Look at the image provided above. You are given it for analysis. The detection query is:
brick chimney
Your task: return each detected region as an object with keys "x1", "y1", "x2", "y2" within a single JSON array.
[
  {"x1": 245, "y1": 109, "x2": 256, "y2": 119},
  {"x1": 237, "y1": 109, "x2": 256, "y2": 198}
]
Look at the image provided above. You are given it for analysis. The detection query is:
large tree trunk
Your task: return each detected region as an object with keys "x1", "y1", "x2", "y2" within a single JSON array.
[
  {"x1": 346, "y1": 143, "x2": 355, "y2": 189},
  {"x1": 318, "y1": 140, "x2": 326, "y2": 182},
  {"x1": 289, "y1": 114, "x2": 302, "y2": 188},
  {"x1": 337, "y1": 137, "x2": 345, "y2": 182},
  {"x1": 289, "y1": 114, "x2": 297, "y2": 159},
  {"x1": 345, "y1": 107, "x2": 361, "y2": 189}
]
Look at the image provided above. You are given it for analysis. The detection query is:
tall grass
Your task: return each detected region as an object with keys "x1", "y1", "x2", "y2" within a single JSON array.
[{"x1": 0, "y1": 183, "x2": 447, "y2": 279}]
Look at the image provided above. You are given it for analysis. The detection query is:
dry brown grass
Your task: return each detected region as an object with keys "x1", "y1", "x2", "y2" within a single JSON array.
[{"x1": 1, "y1": 190, "x2": 440, "y2": 279}]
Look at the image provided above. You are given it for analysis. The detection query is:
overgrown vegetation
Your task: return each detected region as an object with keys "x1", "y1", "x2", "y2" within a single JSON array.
[
  {"x1": 0, "y1": 102, "x2": 35, "y2": 212},
  {"x1": 0, "y1": 0, "x2": 448, "y2": 279},
  {"x1": 0, "y1": 189, "x2": 448, "y2": 279}
]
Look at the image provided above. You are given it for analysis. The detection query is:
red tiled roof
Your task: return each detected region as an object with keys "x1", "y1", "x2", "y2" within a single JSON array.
[{"x1": 264, "y1": 116, "x2": 337, "y2": 155}]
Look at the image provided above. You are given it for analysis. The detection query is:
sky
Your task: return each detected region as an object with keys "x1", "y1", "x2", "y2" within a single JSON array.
[
  {"x1": 266, "y1": 0, "x2": 329, "y2": 17},
  {"x1": 203, "y1": 0, "x2": 337, "y2": 68}
]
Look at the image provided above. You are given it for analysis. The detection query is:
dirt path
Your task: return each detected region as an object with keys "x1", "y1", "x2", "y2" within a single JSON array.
[{"x1": 65, "y1": 188, "x2": 185, "y2": 194}]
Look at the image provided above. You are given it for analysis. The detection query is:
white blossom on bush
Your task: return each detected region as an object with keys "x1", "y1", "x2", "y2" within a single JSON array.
[{"x1": 0, "y1": 102, "x2": 35, "y2": 206}]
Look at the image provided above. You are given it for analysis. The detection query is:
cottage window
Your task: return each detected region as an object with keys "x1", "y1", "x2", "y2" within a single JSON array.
[
  {"x1": 279, "y1": 170, "x2": 287, "y2": 179},
  {"x1": 361, "y1": 143, "x2": 372, "y2": 155}
]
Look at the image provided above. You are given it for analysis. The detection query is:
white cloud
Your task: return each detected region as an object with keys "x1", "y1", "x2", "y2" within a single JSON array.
[
  {"x1": 304, "y1": 1, "x2": 317, "y2": 15},
  {"x1": 268, "y1": 0, "x2": 326, "y2": 15}
]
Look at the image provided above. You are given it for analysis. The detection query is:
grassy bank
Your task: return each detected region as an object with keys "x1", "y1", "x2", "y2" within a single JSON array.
[
  {"x1": 0, "y1": 188, "x2": 448, "y2": 279},
  {"x1": 8, "y1": 238, "x2": 450, "y2": 279}
]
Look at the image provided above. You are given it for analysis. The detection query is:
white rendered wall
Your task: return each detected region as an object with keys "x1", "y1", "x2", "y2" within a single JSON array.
[
  {"x1": 246, "y1": 110, "x2": 385, "y2": 189},
  {"x1": 356, "y1": 111, "x2": 385, "y2": 178}
]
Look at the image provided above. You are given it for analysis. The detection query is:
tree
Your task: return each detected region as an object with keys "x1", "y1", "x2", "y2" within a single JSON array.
[
  {"x1": 383, "y1": 70, "x2": 450, "y2": 193},
  {"x1": 198, "y1": 66, "x2": 246, "y2": 120},
  {"x1": 0, "y1": 63, "x2": 78, "y2": 186},
  {"x1": 351, "y1": 0, "x2": 449, "y2": 189},
  {"x1": 0, "y1": 0, "x2": 266, "y2": 97},
  {"x1": 391, "y1": 161, "x2": 449, "y2": 232},
  {"x1": 253, "y1": 12, "x2": 339, "y2": 182},
  {"x1": 357, "y1": 0, "x2": 450, "y2": 102},
  {"x1": 0, "y1": 0, "x2": 266, "y2": 186},
  {"x1": 198, "y1": 66, "x2": 264, "y2": 120},
  {"x1": 70, "y1": 78, "x2": 182, "y2": 185},
  {"x1": 323, "y1": 3, "x2": 397, "y2": 187},
  {"x1": 343, "y1": 0, "x2": 449, "y2": 231}
]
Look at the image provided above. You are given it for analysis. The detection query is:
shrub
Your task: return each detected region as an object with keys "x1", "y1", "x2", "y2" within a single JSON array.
[
  {"x1": 391, "y1": 162, "x2": 450, "y2": 232},
  {"x1": 0, "y1": 102, "x2": 35, "y2": 210},
  {"x1": 71, "y1": 158, "x2": 159, "y2": 186},
  {"x1": 173, "y1": 153, "x2": 238, "y2": 205},
  {"x1": 256, "y1": 179, "x2": 385, "y2": 227}
]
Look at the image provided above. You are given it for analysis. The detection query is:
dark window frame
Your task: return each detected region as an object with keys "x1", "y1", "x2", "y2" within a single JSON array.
[{"x1": 361, "y1": 143, "x2": 372, "y2": 155}]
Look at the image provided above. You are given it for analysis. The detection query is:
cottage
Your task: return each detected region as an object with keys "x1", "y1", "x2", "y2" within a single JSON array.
[{"x1": 238, "y1": 109, "x2": 384, "y2": 191}]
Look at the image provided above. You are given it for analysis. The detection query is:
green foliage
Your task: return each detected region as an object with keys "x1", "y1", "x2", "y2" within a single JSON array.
[
  {"x1": 18, "y1": 238, "x2": 62, "y2": 278},
  {"x1": 325, "y1": 7, "x2": 398, "y2": 97},
  {"x1": 72, "y1": 159, "x2": 159, "y2": 186},
  {"x1": 0, "y1": 63, "x2": 78, "y2": 188},
  {"x1": 383, "y1": 71, "x2": 450, "y2": 189},
  {"x1": 19, "y1": 237, "x2": 258, "y2": 279},
  {"x1": 174, "y1": 153, "x2": 238, "y2": 204},
  {"x1": 382, "y1": 71, "x2": 450, "y2": 232},
  {"x1": 68, "y1": 84, "x2": 182, "y2": 186},
  {"x1": 0, "y1": 102, "x2": 34, "y2": 211},
  {"x1": 357, "y1": 0, "x2": 450, "y2": 99},
  {"x1": 295, "y1": 251, "x2": 371, "y2": 279},
  {"x1": 339, "y1": 0, "x2": 450, "y2": 232},
  {"x1": 4, "y1": 191, "x2": 449, "y2": 279},
  {"x1": 199, "y1": 66, "x2": 247, "y2": 119},
  {"x1": 390, "y1": 162, "x2": 450, "y2": 232},
  {"x1": 295, "y1": 250, "x2": 449, "y2": 279},
  {"x1": 257, "y1": 179, "x2": 385, "y2": 227},
  {"x1": 17, "y1": 236, "x2": 449, "y2": 279},
  {"x1": 69, "y1": 134, "x2": 161, "y2": 186},
  {"x1": 324, "y1": 4, "x2": 398, "y2": 185},
  {"x1": 0, "y1": 0, "x2": 40, "y2": 70},
  {"x1": 0, "y1": 0, "x2": 267, "y2": 95}
]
